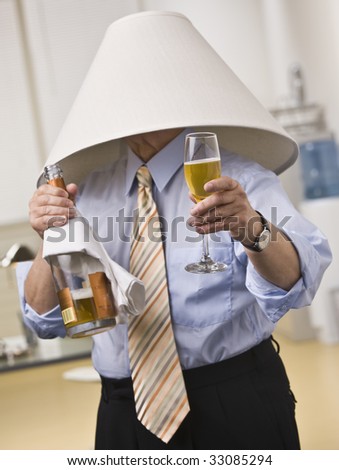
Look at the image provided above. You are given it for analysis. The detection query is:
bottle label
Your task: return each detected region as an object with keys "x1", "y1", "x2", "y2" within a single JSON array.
[
  {"x1": 61, "y1": 307, "x2": 77, "y2": 325},
  {"x1": 88, "y1": 272, "x2": 117, "y2": 319},
  {"x1": 57, "y1": 287, "x2": 77, "y2": 325}
]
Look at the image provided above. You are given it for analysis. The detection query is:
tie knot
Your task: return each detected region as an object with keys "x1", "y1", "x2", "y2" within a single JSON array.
[{"x1": 136, "y1": 166, "x2": 152, "y2": 189}]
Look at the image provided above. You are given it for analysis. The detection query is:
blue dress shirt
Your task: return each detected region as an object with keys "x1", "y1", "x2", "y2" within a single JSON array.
[{"x1": 17, "y1": 129, "x2": 332, "y2": 378}]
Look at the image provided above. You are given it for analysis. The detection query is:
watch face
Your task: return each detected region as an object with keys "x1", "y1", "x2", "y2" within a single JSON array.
[{"x1": 258, "y1": 228, "x2": 271, "y2": 250}]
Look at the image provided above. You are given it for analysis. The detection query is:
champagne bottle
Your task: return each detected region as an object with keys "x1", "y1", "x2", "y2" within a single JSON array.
[{"x1": 43, "y1": 163, "x2": 117, "y2": 338}]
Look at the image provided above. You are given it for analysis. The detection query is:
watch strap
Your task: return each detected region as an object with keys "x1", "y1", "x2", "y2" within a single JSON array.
[{"x1": 241, "y1": 211, "x2": 271, "y2": 252}]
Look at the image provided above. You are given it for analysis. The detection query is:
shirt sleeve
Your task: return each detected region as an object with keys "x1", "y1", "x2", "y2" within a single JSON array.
[
  {"x1": 15, "y1": 261, "x2": 66, "y2": 339},
  {"x1": 234, "y1": 165, "x2": 333, "y2": 323}
]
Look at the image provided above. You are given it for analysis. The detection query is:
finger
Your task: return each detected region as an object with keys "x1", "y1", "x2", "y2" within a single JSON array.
[
  {"x1": 31, "y1": 204, "x2": 76, "y2": 219},
  {"x1": 31, "y1": 215, "x2": 68, "y2": 233},
  {"x1": 31, "y1": 193, "x2": 74, "y2": 210},
  {"x1": 35, "y1": 182, "x2": 78, "y2": 202},
  {"x1": 204, "y1": 176, "x2": 238, "y2": 193},
  {"x1": 29, "y1": 184, "x2": 76, "y2": 238},
  {"x1": 194, "y1": 215, "x2": 241, "y2": 234},
  {"x1": 29, "y1": 201, "x2": 74, "y2": 224},
  {"x1": 190, "y1": 191, "x2": 237, "y2": 216},
  {"x1": 188, "y1": 192, "x2": 197, "y2": 203},
  {"x1": 195, "y1": 220, "x2": 226, "y2": 234},
  {"x1": 35, "y1": 183, "x2": 70, "y2": 199},
  {"x1": 187, "y1": 215, "x2": 205, "y2": 227},
  {"x1": 30, "y1": 206, "x2": 77, "y2": 237},
  {"x1": 30, "y1": 216, "x2": 71, "y2": 238},
  {"x1": 198, "y1": 201, "x2": 247, "y2": 223}
]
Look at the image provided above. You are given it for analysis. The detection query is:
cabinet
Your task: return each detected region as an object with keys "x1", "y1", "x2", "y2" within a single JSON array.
[{"x1": 300, "y1": 197, "x2": 339, "y2": 343}]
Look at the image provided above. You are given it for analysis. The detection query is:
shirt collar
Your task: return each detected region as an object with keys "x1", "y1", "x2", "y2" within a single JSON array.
[{"x1": 125, "y1": 128, "x2": 189, "y2": 195}]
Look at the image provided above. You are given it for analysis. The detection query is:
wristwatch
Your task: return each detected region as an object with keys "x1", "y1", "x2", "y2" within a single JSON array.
[{"x1": 242, "y1": 211, "x2": 271, "y2": 252}]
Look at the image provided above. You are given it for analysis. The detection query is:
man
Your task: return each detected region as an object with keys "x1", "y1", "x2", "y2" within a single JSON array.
[{"x1": 20, "y1": 12, "x2": 331, "y2": 449}]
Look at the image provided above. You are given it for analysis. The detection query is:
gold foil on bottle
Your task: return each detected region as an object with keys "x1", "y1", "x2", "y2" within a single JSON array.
[
  {"x1": 48, "y1": 177, "x2": 67, "y2": 190},
  {"x1": 88, "y1": 272, "x2": 117, "y2": 319}
]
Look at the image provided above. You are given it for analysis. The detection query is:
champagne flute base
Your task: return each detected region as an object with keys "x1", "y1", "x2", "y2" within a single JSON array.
[{"x1": 185, "y1": 257, "x2": 227, "y2": 274}]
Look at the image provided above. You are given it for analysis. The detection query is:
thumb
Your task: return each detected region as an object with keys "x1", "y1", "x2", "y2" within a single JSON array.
[{"x1": 66, "y1": 183, "x2": 78, "y2": 201}]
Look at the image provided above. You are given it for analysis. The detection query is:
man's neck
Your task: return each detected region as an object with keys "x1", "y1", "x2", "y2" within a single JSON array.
[{"x1": 124, "y1": 128, "x2": 184, "y2": 162}]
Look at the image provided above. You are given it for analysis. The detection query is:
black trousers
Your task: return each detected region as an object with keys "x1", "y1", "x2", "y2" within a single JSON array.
[{"x1": 95, "y1": 337, "x2": 300, "y2": 450}]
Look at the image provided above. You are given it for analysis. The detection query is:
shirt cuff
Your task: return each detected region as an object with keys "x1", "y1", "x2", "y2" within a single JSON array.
[
  {"x1": 245, "y1": 228, "x2": 329, "y2": 323},
  {"x1": 245, "y1": 262, "x2": 303, "y2": 323},
  {"x1": 24, "y1": 302, "x2": 66, "y2": 339}
]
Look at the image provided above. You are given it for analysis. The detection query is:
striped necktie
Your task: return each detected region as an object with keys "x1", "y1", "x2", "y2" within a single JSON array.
[{"x1": 128, "y1": 165, "x2": 189, "y2": 443}]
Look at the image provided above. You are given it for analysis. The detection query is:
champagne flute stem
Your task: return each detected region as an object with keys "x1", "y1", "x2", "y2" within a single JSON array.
[{"x1": 201, "y1": 234, "x2": 211, "y2": 263}]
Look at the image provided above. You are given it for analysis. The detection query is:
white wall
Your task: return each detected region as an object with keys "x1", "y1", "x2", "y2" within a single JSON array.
[
  {"x1": 21, "y1": 0, "x2": 141, "y2": 155},
  {"x1": 140, "y1": 0, "x2": 274, "y2": 105},
  {"x1": 0, "y1": 0, "x2": 141, "y2": 227},
  {"x1": 0, "y1": 0, "x2": 42, "y2": 224}
]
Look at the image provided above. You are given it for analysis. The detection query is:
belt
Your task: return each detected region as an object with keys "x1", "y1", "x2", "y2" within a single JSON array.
[{"x1": 100, "y1": 337, "x2": 279, "y2": 400}]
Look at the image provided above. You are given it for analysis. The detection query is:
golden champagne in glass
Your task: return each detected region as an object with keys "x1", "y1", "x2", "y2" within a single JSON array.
[{"x1": 184, "y1": 158, "x2": 221, "y2": 202}]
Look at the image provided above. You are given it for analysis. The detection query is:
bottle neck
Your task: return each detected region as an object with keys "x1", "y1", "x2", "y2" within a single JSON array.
[{"x1": 44, "y1": 164, "x2": 67, "y2": 190}]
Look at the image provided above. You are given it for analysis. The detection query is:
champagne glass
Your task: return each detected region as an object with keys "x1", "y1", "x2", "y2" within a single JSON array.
[{"x1": 184, "y1": 132, "x2": 227, "y2": 273}]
